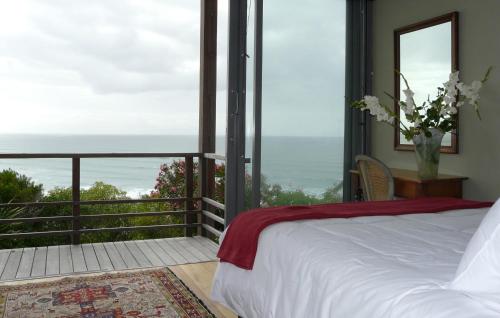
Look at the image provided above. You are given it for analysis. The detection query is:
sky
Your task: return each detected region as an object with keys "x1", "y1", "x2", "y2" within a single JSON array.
[{"x1": 0, "y1": 0, "x2": 346, "y2": 137}]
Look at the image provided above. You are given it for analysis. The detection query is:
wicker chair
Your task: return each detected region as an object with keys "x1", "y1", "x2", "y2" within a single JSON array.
[{"x1": 355, "y1": 155, "x2": 394, "y2": 201}]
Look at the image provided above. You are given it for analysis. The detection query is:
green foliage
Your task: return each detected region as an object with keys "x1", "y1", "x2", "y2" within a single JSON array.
[
  {"x1": 40, "y1": 182, "x2": 183, "y2": 245},
  {"x1": 0, "y1": 169, "x2": 43, "y2": 203},
  {"x1": 39, "y1": 182, "x2": 132, "y2": 245},
  {"x1": 0, "y1": 180, "x2": 185, "y2": 249},
  {"x1": 321, "y1": 182, "x2": 344, "y2": 203},
  {"x1": 259, "y1": 176, "x2": 342, "y2": 207},
  {"x1": 152, "y1": 161, "x2": 225, "y2": 206},
  {"x1": 0, "y1": 206, "x2": 30, "y2": 237}
]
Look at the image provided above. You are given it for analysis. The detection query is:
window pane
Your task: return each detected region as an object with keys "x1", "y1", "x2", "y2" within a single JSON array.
[{"x1": 261, "y1": 0, "x2": 346, "y2": 206}]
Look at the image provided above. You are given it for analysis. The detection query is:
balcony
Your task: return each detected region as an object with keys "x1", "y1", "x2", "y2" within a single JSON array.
[
  {"x1": 0, "y1": 152, "x2": 225, "y2": 277},
  {"x1": 0, "y1": 151, "x2": 237, "y2": 317}
]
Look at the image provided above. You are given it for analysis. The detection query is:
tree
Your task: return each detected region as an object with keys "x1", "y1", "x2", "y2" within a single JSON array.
[
  {"x1": 0, "y1": 170, "x2": 44, "y2": 248},
  {"x1": 0, "y1": 169, "x2": 43, "y2": 203}
]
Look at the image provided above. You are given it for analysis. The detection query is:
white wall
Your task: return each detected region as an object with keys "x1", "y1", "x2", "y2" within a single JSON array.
[{"x1": 371, "y1": 0, "x2": 500, "y2": 200}]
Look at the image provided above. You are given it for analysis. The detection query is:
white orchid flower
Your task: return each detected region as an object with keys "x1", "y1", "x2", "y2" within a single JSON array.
[
  {"x1": 402, "y1": 89, "x2": 415, "y2": 115},
  {"x1": 353, "y1": 68, "x2": 490, "y2": 141},
  {"x1": 361, "y1": 95, "x2": 394, "y2": 124}
]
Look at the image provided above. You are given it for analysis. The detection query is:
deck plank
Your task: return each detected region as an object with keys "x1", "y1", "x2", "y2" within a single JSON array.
[
  {"x1": 46, "y1": 246, "x2": 60, "y2": 276},
  {"x1": 92, "y1": 243, "x2": 114, "y2": 271},
  {"x1": 134, "y1": 240, "x2": 165, "y2": 267},
  {"x1": 169, "y1": 238, "x2": 203, "y2": 263},
  {"x1": 154, "y1": 239, "x2": 188, "y2": 264},
  {"x1": 31, "y1": 247, "x2": 47, "y2": 277},
  {"x1": 71, "y1": 245, "x2": 87, "y2": 273},
  {"x1": 186, "y1": 237, "x2": 217, "y2": 259},
  {"x1": 113, "y1": 242, "x2": 139, "y2": 268},
  {"x1": 124, "y1": 241, "x2": 152, "y2": 267},
  {"x1": 103, "y1": 242, "x2": 126, "y2": 270},
  {"x1": 82, "y1": 244, "x2": 100, "y2": 272},
  {"x1": 16, "y1": 248, "x2": 35, "y2": 279},
  {"x1": 144, "y1": 240, "x2": 177, "y2": 265},
  {"x1": 0, "y1": 250, "x2": 12, "y2": 278},
  {"x1": 193, "y1": 236, "x2": 219, "y2": 254},
  {"x1": 160, "y1": 238, "x2": 198, "y2": 263},
  {"x1": 1, "y1": 249, "x2": 23, "y2": 280},
  {"x1": 171, "y1": 238, "x2": 209, "y2": 262},
  {"x1": 59, "y1": 245, "x2": 74, "y2": 274}
]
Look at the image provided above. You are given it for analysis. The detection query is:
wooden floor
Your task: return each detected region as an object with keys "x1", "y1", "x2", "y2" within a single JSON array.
[
  {"x1": 171, "y1": 261, "x2": 237, "y2": 318},
  {"x1": 0, "y1": 236, "x2": 218, "y2": 281}
]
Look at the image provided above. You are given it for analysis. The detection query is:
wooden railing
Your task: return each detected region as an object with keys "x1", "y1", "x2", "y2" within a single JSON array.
[{"x1": 0, "y1": 152, "x2": 226, "y2": 244}]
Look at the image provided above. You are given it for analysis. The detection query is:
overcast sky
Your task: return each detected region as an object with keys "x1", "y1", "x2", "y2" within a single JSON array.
[{"x1": 0, "y1": 0, "x2": 346, "y2": 137}]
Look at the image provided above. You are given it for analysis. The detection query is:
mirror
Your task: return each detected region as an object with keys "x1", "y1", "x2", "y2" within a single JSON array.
[{"x1": 394, "y1": 12, "x2": 459, "y2": 153}]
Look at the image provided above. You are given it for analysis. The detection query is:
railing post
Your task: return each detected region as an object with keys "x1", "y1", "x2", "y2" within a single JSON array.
[
  {"x1": 199, "y1": 157, "x2": 207, "y2": 237},
  {"x1": 184, "y1": 155, "x2": 196, "y2": 236},
  {"x1": 72, "y1": 157, "x2": 81, "y2": 245},
  {"x1": 199, "y1": 0, "x2": 218, "y2": 237},
  {"x1": 201, "y1": 157, "x2": 216, "y2": 238}
]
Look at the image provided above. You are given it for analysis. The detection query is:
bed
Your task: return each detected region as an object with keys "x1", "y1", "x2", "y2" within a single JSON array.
[{"x1": 211, "y1": 206, "x2": 500, "y2": 317}]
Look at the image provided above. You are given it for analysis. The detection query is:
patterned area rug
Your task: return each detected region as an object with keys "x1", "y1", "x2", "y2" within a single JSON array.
[{"x1": 0, "y1": 267, "x2": 215, "y2": 317}]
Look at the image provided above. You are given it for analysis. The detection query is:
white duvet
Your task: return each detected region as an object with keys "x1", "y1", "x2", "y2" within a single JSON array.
[{"x1": 211, "y1": 208, "x2": 500, "y2": 318}]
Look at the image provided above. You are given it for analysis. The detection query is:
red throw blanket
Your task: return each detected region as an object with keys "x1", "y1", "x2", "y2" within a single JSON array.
[{"x1": 217, "y1": 197, "x2": 492, "y2": 270}]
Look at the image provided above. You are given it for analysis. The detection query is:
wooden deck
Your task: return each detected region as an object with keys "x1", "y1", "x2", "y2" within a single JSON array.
[{"x1": 0, "y1": 236, "x2": 218, "y2": 282}]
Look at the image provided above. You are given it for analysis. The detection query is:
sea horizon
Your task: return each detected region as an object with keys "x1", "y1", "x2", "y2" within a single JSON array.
[{"x1": 0, "y1": 134, "x2": 344, "y2": 198}]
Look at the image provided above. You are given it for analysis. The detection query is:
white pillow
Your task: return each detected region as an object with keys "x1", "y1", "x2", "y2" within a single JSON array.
[{"x1": 450, "y1": 198, "x2": 500, "y2": 293}]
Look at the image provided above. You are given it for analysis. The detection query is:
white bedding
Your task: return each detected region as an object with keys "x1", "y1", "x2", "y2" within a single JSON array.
[{"x1": 211, "y1": 208, "x2": 500, "y2": 318}]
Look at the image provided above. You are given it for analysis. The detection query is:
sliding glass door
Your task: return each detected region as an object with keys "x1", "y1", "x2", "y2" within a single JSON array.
[
  {"x1": 223, "y1": 0, "x2": 346, "y2": 219},
  {"x1": 258, "y1": 0, "x2": 346, "y2": 206}
]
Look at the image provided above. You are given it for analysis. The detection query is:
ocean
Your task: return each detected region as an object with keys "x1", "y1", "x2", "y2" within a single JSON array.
[{"x1": 0, "y1": 134, "x2": 344, "y2": 198}]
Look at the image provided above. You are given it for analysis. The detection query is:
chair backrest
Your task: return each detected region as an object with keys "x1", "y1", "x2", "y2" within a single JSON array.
[{"x1": 355, "y1": 155, "x2": 394, "y2": 201}]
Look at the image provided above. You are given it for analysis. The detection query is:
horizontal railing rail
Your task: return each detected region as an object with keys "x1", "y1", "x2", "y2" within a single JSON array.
[
  {"x1": 203, "y1": 153, "x2": 226, "y2": 161},
  {"x1": 202, "y1": 197, "x2": 225, "y2": 211},
  {"x1": 202, "y1": 153, "x2": 251, "y2": 164},
  {"x1": 0, "y1": 223, "x2": 202, "y2": 239},
  {"x1": 0, "y1": 152, "x2": 202, "y2": 159},
  {"x1": 0, "y1": 209, "x2": 202, "y2": 224},
  {"x1": 202, "y1": 210, "x2": 225, "y2": 225},
  {"x1": 202, "y1": 223, "x2": 223, "y2": 237},
  {"x1": 0, "y1": 152, "x2": 210, "y2": 244},
  {"x1": 0, "y1": 197, "x2": 200, "y2": 209}
]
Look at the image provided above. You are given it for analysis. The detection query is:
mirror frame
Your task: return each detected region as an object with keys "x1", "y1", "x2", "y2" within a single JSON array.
[{"x1": 394, "y1": 12, "x2": 459, "y2": 153}]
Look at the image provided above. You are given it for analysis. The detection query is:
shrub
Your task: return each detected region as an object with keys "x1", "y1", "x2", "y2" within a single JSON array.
[
  {"x1": 0, "y1": 170, "x2": 44, "y2": 248},
  {"x1": 41, "y1": 182, "x2": 181, "y2": 244},
  {"x1": 0, "y1": 169, "x2": 43, "y2": 203}
]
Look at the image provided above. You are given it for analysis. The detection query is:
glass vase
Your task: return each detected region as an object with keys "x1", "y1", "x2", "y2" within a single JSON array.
[{"x1": 412, "y1": 128, "x2": 445, "y2": 180}]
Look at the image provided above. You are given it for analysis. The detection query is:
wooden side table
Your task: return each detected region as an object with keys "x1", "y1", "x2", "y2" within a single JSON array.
[{"x1": 350, "y1": 168, "x2": 468, "y2": 200}]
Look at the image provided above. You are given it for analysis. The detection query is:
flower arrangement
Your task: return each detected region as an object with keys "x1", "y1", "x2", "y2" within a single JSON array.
[
  {"x1": 352, "y1": 68, "x2": 492, "y2": 179},
  {"x1": 353, "y1": 68, "x2": 492, "y2": 141}
]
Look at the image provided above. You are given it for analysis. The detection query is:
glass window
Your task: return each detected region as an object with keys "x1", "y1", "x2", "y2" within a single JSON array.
[{"x1": 261, "y1": 0, "x2": 346, "y2": 206}]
